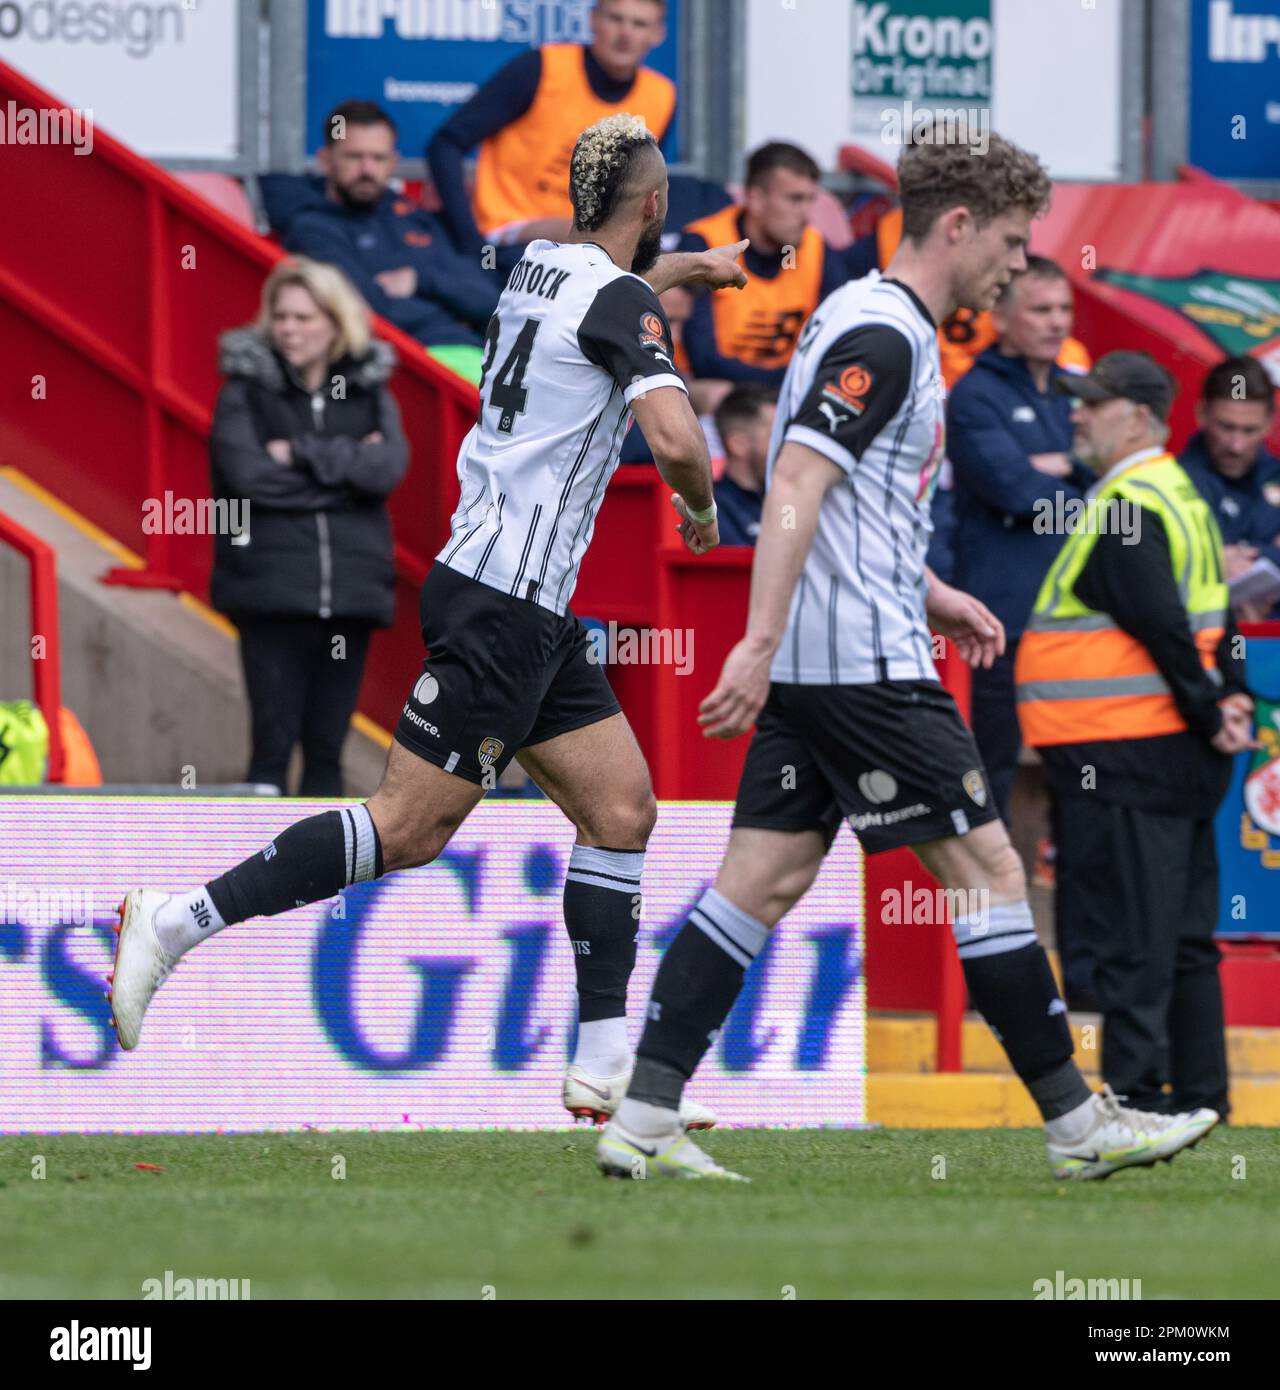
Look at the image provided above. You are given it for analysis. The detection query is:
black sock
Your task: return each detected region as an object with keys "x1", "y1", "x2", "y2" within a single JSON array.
[
  {"x1": 206, "y1": 805, "x2": 383, "y2": 926},
  {"x1": 961, "y1": 940, "x2": 1091, "y2": 1121},
  {"x1": 630, "y1": 887, "x2": 769, "y2": 1106},
  {"x1": 563, "y1": 845, "x2": 643, "y2": 1022}
]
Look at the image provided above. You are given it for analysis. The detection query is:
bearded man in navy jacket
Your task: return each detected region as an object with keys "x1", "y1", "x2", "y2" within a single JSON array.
[{"x1": 271, "y1": 101, "x2": 500, "y2": 358}]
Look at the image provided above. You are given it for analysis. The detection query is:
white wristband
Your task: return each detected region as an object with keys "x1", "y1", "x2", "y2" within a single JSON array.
[{"x1": 685, "y1": 500, "x2": 718, "y2": 525}]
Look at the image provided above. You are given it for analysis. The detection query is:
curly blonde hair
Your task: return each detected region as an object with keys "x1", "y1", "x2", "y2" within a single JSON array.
[
  {"x1": 569, "y1": 112, "x2": 658, "y2": 232},
  {"x1": 898, "y1": 130, "x2": 1051, "y2": 240}
]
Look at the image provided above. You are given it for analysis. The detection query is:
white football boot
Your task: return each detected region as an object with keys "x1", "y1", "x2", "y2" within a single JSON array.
[
  {"x1": 563, "y1": 1063, "x2": 718, "y2": 1130},
  {"x1": 597, "y1": 1116, "x2": 748, "y2": 1181},
  {"x1": 108, "y1": 890, "x2": 181, "y2": 1051},
  {"x1": 1047, "y1": 1085, "x2": 1219, "y2": 1180}
]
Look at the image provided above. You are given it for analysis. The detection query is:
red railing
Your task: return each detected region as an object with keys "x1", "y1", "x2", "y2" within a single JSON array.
[
  {"x1": 0, "y1": 508, "x2": 64, "y2": 782},
  {"x1": 0, "y1": 59, "x2": 478, "y2": 733}
]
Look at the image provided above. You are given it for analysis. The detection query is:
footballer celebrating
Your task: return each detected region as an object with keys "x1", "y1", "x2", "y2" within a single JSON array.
[
  {"x1": 110, "y1": 114, "x2": 747, "y2": 1128},
  {"x1": 598, "y1": 131, "x2": 1220, "y2": 1182}
]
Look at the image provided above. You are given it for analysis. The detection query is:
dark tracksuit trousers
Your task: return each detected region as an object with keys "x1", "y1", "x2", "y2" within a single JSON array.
[
  {"x1": 1054, "y1": 794, "x2": 1228, "y2": 1116},
  {"x1": 969, "y1": 643, "x2": 1021, "y2": 824}
]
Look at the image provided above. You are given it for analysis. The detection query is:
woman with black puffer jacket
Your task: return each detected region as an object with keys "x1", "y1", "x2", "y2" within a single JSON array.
[{"x1": 210, "y1": 256, "x2": 409, "y2": 796}]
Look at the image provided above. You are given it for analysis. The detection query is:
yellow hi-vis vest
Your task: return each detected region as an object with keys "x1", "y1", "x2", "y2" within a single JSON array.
[{"x1": 1015, "y1": 453, "x2": 1229, "y2": 746}]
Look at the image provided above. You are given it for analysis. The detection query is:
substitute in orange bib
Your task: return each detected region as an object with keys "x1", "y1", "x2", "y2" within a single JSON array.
[
  {"x1": 428, "y1": 0, "x2": 675, "y2": 257},
  {"x1": 679, "y1": 143, "x2": 850, "y2": 388},
  {"x1": 1015, "y1": 351, "x2": 1256, "y2": 1120},
  {"x1": 859, "y1": 206, "x2": 1091, "y2": 389}
]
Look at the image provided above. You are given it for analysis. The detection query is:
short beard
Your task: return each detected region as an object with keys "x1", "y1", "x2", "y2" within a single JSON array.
[
  {"x1": 335, "y1": 181, "x2": 382, "y2": 211},
  {"x1": 631, "y1": 224, "x2": 663, "y2": 275},
  {"x1": 1074, "y1": 441, "x2": 1100, "y2": 473}
]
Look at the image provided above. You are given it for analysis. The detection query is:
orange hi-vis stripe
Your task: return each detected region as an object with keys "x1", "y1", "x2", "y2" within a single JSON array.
[
  {"x1": 472, "y1": 45, "x2": 676, "y2": 235},
  {"x1": 1015, "y1": 624, "x2": 1224, "y2": 744},
  {"x1": 1015, "y1": 450, "x2": 1228, "y2": 746},
  {"x1": 685, "y1": 204, "x2": 824, "y2": 370}
]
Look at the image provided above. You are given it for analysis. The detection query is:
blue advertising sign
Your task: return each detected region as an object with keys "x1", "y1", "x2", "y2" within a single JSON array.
[
  {"x1": 1189, "y1": 0, "x2": 1280, "y2": 180},
  {"x1": 307, "y1": 0, "x2": 681, "y2": 161},
  {"x1": 1216, "y1": 631, "x2": 1280, "y2": 936}
]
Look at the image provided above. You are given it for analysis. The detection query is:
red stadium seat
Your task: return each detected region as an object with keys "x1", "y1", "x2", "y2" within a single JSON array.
[{"x1": 174, "y1": 172, "x2": 257, "y2": 231}]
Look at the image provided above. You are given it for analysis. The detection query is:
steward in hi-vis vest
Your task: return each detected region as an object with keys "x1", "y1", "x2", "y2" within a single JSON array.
[
  {"x1": 679, "y1": 142, "x2": 849, "y2": 386},
  {"x1": 1014, "y1": 350, "x2": 1252, "y2": 1121},
  {"x1": 1016, "y1": 449, "x2": 1229, "y2": 748},
  {"x1": 428, "y1": 0, "x2": 675, "y2": 253}
]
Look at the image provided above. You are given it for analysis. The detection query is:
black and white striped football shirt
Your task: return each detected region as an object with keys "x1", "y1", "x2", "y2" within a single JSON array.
[
  {"x1": 438, "y1": 239, "x2": 686, "y2": 614},
  {"x1": 768, "y1": 271, "x2": 947, "y2": 685}
]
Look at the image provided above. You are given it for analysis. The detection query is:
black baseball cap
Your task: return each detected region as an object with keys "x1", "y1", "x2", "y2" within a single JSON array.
[{"x1": 1055, "y1": 350, "x2": 1177, "y2": 422}]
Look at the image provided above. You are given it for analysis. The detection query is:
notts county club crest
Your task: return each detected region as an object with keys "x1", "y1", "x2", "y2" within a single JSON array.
[
  {"x1": 478, "y1": 737, "x2": 504, "y2": 772},
  {"x1": 963, "y1": 769, "x2": 988, "y2": 808}
]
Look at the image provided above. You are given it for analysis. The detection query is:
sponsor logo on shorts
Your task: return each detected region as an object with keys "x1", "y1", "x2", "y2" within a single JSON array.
[
  {"x1": 848, "y1": 802, "x2": 931, "y2": 832},
  {"x1": 478, "y1": 737, "x2": 504, "y2": 770},
  {"x1": 857, "y1": 769, "x2": 898, "y2": 805},
  {"x1": 963, "y1": 769, "x2": 988, "y2": 808},
  {"x1": 413, "y1": 673, "x2": 439, "y2": 706},
  {"x1": 402, "y1": 705, "x2": 440, "y2": 738}
]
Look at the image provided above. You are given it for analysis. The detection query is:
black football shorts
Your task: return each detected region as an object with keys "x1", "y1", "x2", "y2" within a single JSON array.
[
  {"x1": 393, "y1": 562, "x2": 621, "y2": 784},
  {"x1": 731, "y1": 679, "x2": 1000, "y2": 854}
]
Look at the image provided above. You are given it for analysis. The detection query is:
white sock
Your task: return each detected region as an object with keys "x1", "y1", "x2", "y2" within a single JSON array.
[
  {"x1": 154, "y1": 888, "x2": 226, "y2": 957},
  {"x1": 615, "y1": 1096, "x2": 681, "y2": 1138},
  {"x1": 574, "y1": 1017, "x2": 631, "y2": 1075},
  {"x1": 1044, "y1": 1094, "x2": 1097, "y2": 1145}
]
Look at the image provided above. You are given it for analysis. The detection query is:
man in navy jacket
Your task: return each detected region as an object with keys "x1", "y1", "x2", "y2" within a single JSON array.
[
  {"x1": 711, "y1": 385, "x2": 777, "y2": 545},
  {"x1": 948, "y1": 257, "x2": 1092, "y2": 822},
  {"x1": 1179, "y1": 355, "x2": 1280, "y2": 622},
  {"x1": 271, "y1": 101, "x2": 500, "y2": 354}
]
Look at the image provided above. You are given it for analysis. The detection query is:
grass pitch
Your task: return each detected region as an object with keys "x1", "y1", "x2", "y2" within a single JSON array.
[{"x1": 2, "y1": 1128, "x2": 1276, "y2": 1300}]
